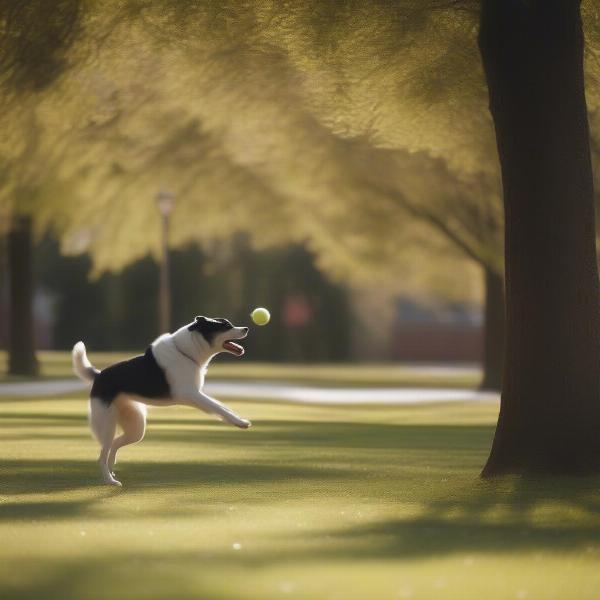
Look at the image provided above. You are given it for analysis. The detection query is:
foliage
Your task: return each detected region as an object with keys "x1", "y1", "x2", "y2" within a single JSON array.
[{"x1": 1, "y1": 1, "x2": 598, "y2": 295}]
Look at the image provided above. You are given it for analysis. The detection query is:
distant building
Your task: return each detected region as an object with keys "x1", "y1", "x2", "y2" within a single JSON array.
[{"x1": 391, "y1": 297, "x2": 483, "y2": 362}]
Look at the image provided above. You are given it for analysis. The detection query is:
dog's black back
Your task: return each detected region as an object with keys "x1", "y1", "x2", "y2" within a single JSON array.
[{"x1": 91, "y1": 347, "x2": 170, "y2": 405}]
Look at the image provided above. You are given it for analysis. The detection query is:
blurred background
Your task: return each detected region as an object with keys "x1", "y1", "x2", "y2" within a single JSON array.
[
  {"x1": 0, "y1": 230, "x2": 482, "y2": 363},
  {"x1": 0, "y1": 3, "x2": 492, "y2": 379},
  {"x1": 7, "y1": 1, "x2": 600, "y2": 388}
]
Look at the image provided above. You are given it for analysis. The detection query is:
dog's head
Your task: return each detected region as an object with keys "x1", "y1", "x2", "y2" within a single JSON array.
[{"x1": 187, "y1": 316, "x2": 248, "y2": 357}]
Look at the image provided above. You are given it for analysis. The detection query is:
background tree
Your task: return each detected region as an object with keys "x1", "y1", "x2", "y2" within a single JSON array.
[{"x1": 0, "y1": 0, "x2": 82, "y2": 374}]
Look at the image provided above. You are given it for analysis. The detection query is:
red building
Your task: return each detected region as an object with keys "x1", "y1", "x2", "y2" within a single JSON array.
[{"x1": 391, "y1": 298, "x2": 483, "y2": 362}]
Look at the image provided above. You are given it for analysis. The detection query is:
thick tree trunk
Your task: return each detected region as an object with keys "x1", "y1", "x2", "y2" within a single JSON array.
[
  {"x1": 479, "y1": 0, "x2": 600, "y2": 476},
  {"x1": 7, "y1": 215, "x2": 38, "y2": 376},
  {"x1": 480, "y1": 267, "x2": 504, "y2": 391}
]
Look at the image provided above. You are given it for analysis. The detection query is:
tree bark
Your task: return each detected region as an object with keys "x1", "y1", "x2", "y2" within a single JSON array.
[
  {"x1": 479, "y1": 0, "x2": 600, "y2": 476},
  {"x1": 7, "y1": 215, "x2": 38, "y2": 376},
  {"x1": 480, "y1": 267, "x2": 505, "y2": 391}
]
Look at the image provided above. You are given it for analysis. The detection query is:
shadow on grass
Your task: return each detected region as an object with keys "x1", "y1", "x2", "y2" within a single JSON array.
[
  {"x1": 3, "y1": 435, "x2": 600, "y2": 600},
  {"x1": 0, "y1": 554, "x2": 245, "y2": 600},
  {"x1": 5, "y1": 402, "x2": 600, "y2": 593},
  {"x1": 250, "y1": 472, "x2": 600, "y2": 568},
  {"x1": 0, "y1": 492, "x2": 122, "y2": 523},
  {"x1": 0, "y1": 396, "x2": 493, "y2": 469},
  {"x1": 3, "y1": 494, "x2": 600, "y2": 600},
  {"x1": 0, "y1": 415, "x2": 493, "y2": 531},
  {"x1": 267, "y1": 517, "x2": 600, "y2": 567},
  {"x1": 0, "y1": 455, "x2": 355, "y2": 498},
  {"x1": 146, "y1": 420, "x2": 494, "y2": 453},
  {"x1": 0, "y1": 403, "x2": 494, "y2": 453},
  {"x1": 2, "y1": 432, "x2": 90, "y2": 441}
]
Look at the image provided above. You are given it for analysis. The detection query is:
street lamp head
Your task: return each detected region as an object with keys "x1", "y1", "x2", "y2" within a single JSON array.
[{"x1": 156, "y1": 188, "x2": 175, "y2": 216}]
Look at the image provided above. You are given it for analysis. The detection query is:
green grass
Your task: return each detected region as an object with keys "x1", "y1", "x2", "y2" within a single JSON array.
[
  {"x1": 2, "y1": 393, "x2": 600, "y2": 600},
  {"x1": 0, "y1": 351, "x2": 479, "y2": 388}
]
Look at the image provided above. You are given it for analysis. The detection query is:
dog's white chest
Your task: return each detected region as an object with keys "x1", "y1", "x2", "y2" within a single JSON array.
[{"x1": 198, "y1": 366, "x2": 207, "y2": 390}]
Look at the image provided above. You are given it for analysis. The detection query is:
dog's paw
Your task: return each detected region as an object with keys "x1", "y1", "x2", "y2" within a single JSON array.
[{"x1": 104, "y1": 477, "x2": 122, "y2": 487}]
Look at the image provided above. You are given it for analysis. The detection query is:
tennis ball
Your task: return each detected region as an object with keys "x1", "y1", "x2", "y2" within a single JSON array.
[{"x1": 251, "y1": 307, "x2": 270, "y2": 326}]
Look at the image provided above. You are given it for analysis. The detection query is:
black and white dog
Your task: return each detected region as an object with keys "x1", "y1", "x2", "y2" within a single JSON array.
[{"x1": 72, "y1": 316, "x2": 251, "y2": 486}]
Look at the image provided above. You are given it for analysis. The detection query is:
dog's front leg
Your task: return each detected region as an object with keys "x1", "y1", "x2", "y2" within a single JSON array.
[{"x1": 184, "y1": 391, "x2": 251, "y2": 429}]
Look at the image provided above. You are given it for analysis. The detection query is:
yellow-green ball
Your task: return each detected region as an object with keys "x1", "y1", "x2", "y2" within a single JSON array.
[{"x1": 251, "y1": 307, "x2": 270, "y2": 326}]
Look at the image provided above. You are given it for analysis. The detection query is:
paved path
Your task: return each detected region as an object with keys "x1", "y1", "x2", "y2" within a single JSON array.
[
  {"x1": 0, "y1": 379, "x2": 86, "y2": 397},
  {"x1": 0, "y1": 378, "x2": 498, "y2": 405}
]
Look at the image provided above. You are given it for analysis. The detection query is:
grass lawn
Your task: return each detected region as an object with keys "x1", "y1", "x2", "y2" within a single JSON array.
[
  {"x1": 2, "y1": 392, "x2": 600, "y2": 600},
  {"x1": 0, "y1": 351, "x2": 479, "y2": 388}
]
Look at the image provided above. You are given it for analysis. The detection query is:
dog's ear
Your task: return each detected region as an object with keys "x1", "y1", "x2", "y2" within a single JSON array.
[{"x1": 188, "y1": 316, "x2": 207, "y2": 331}]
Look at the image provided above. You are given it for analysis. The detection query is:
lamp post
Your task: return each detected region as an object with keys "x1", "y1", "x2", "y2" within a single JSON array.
[{"x1": 155, "y1": 188, "x2": 175, "y2": 334}]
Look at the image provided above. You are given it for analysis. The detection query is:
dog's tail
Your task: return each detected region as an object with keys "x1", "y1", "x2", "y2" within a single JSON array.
[{"x1": 72, "y1": 341, "x2": 100, "y2": 383}]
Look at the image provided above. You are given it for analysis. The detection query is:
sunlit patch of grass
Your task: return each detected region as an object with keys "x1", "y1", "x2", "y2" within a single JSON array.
[{"x1": 1, "y1": 396, "x2": 599, "y2": 600}]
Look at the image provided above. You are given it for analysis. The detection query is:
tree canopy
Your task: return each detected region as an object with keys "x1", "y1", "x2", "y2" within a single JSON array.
[{"x1": 0, "y1": 1, "x2": 598, "y2": 297}]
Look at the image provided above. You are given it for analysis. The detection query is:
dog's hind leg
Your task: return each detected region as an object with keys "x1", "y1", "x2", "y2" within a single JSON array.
[
  {"x1": 89, "y1": 397, "x2": 121, "y2": 486},
  {"x1": 109, "y1": 398, "x2": 147, "y2": 475}
]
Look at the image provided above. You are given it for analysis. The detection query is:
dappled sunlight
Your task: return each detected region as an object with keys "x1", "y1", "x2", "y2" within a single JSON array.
[
  {"x1": 2, "y1": 1, "x2": 600, "y2": 597},
  {"x1": 1, "y1": 397, "x2": 600, "y2": 598}
]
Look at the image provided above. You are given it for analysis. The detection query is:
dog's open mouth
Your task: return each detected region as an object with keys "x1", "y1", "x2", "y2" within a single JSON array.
[{"x1": 223, "y1": 341, "x2": 245, "y2": 356}]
